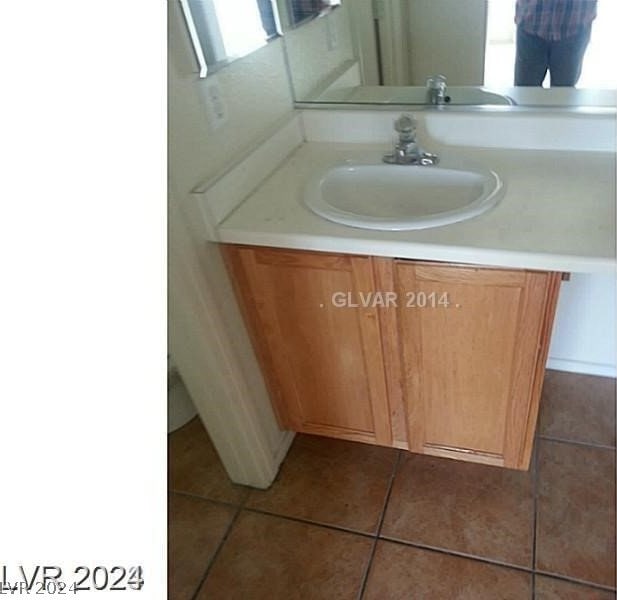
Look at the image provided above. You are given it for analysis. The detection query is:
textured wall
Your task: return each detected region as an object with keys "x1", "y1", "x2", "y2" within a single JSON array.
[
  {"x1": 549, "y1": 273, "x2": 617, "y2": 377},
  {"x1": 407, "y1": 0, "x2": 487, "y2": 85},
  {"x1": 168, "y1": 0, "x2": 296, "y2": 482},
  {"x1": 284, "y1": 5, "x2": 356, "y2": 100},
  {"x1": 168, "y1": 0, "x2": 294, "y2": 198}
]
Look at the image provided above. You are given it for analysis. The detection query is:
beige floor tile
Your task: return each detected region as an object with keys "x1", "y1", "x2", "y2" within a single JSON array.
[
  {"x1": 539, "y1": 370, "x2": 616, "y2": 447},
  {"x1": 245, "y1": 434, "x2": 398, "y2": 533},
  {"x1": 381, "y1": 452, "x2": 534, "y2": 567},
  {"x1": 169, "y1": 417, "x2": 248, "y2": 504},
  {"x1": 168, "y1": 494, "x2": 236, "y2": 600},
  {"x1": 363, "y1": 541, "x2": 531, "y2": 600},
  {"x1": 536, "y1": 440, "x2": 616, "y2": 587},
  {"x1": 198, "y1": 511, "x2": 372, "y2": 600},
  {"x1": 535, "y1": 575, "x2": 616, "y2": 599}
]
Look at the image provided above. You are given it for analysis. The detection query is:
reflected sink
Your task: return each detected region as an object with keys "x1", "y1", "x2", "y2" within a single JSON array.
[
  {"x1": 314, "y1": 85, "x2": 516, "y2": 106},
  {"x1": 304, "y1": 159, "x2": 503, "y2": 231}
]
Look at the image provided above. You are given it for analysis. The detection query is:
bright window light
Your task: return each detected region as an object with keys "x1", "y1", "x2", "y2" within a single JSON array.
[
  {"x1": 213, "y1": 0, "x2": 267, "y2": 60},
  {"x1": 579, "y1": 0, "x2": 617, "y2": 87}
]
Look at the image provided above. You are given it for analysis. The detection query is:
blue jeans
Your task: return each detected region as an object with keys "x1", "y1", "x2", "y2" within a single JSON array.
[{"x1": 514, "y1": 24, "x2": 592, "y2": 87}]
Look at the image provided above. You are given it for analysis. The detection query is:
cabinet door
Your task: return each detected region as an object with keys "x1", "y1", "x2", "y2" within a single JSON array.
[
  {"x1": 391, "y1": 261, "x2": 561, "y2": 470},
  {"x1": 223, "y1": 245, "x2": 392, "y2": 446}
]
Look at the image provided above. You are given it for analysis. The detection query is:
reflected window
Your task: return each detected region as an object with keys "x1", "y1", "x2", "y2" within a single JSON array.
[
  {"x1": 484, "y1": 1, "x2": 516, "y2": 88},
  {"x1": 579, "y1": 0, "x2": 617, "y2": 87},
  {"x1": 288, "y1": 0, "x2": 341, "y2": 28},
  {"x1": 187, "y1": 0, "x2": 278, "y2": 69}
]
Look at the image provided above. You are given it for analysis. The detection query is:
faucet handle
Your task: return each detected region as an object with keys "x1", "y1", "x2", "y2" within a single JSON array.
[
  {"x1": 394, "y1": 114, "x2": 417, "y2": 143},
  {"x1": 394, "y1": 113, "x2": 416, "y2": 133},
  {"x1": 426, "y1": 74, "x2": 447, "y2": 89}
]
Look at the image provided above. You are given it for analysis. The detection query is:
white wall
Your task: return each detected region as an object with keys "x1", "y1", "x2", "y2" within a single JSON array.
[
  {"x1": 284, "y1": 5, "x2": 357, "y2": 99},
  {"x1": 548, "y1": 274, "x2": 617, "y2": 377},
  {"x1": 346, "y1": 0, "x2": 380, "y2": 85},
  {"x1": 407, "y1": 0, "x2": 487, "y2": 85},
  {"x1": 344, "y1": 0, "x2": 488, "y2": 86},
  {"x1": 168, "y1": 0, "x2": 296, "y2": 487},
  {"x1": 168, "y1": 2, "x2": 294, "y2": 193}
]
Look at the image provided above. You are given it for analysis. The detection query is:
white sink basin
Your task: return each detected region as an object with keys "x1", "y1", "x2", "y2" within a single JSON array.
[{"x1": 304, "y1": 158, "x2": 503, "y2": 231}]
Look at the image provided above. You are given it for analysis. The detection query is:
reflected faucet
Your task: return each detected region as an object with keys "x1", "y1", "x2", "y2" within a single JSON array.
[
  {"x1": 383, "y1": 114, "x2": 439, "y2": 166},
  {"x1": 426, "y1": 74, "x2": 449, "y2": 106}
]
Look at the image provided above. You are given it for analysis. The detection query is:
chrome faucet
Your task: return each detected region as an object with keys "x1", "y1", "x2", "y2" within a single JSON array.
[
  {"x1": 426, "y1": 74, "x2": 448, "y2": 106},
  {"x1": 383, "y1": 114, "x2": 439, "y2": 166}
]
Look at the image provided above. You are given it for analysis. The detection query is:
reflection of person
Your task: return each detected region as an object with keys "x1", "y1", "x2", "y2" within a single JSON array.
[{"x1": 514, "y1": 0, "x2": 597, "y2": 86}]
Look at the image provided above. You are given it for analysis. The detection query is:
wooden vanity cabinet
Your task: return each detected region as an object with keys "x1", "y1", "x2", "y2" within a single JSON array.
[
  {"x1": 376, "y1": 258, "x2": 561, "y2": 469},
  {"x1": 223, "y1": 245, "x2": 561, "y2": 471},
  {"x1": 222, "y1": 245, "x2": 393, "y2": 446}
]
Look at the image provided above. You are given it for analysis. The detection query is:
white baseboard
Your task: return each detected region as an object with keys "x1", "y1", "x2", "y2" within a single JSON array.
[{"x1": 547, "y1": 357, "x2": 616, "y2": 378}]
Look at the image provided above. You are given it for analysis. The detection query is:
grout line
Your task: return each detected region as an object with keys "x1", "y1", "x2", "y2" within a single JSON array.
[
  {"x1": 377, "y1": 536, "x2": 536, "y2": 575},
  {"x1": 531, "y1": 435, "x2": 539, "y2": 600},
  {"x1": 189, "y1": 490, "x2": 251, "y2": 600},
  {"x1": 170, "y1": 488, "x2": 248, "y2": 510},
  {"x1": 538, "y1": 435, "x2": 616, "y2": 451},
  {"x1": 376, "y1": 534, "x2": 617, "y2": 595},
  {"x1": 531, "y1": 571, "x2": 535, "y2": 600},
  {"x1": 533, "y1": 570, "x2": 617, "y2": 593},
  {"x1": 189, "y1": 505, "x2": 242, "y2": 600},
  {"x1": 356, "y1": 450, "x2": 402, "y2": 600},
  {"x1": 242, "y1": 506, "x2": 376, "y2": 540}
]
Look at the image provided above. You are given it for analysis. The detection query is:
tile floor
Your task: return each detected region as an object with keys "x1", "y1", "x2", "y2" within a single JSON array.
[{"x1": 169, "y1": 370, "x2": 616, "y2": 599}]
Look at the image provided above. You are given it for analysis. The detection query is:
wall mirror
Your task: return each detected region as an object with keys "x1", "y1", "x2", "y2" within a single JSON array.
[
  {"x1": 179, "y1": 0, "x2": 280, "y2": 77},
  {"x1": 295, "y1": 0, "x2": 616, "y2": 106},
  {"x1": 178, "y1": 0, "x2": 341, "y2": 77},
  {"x1": 177, "y1": 0, "x2": 616, "y2": 108},
  {"x1": 278, "y1": 0, "x2": 341, "y2": 30}
]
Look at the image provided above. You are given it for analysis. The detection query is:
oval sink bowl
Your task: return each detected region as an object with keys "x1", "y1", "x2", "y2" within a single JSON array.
[{"x1": 304, "y1": 159, "x2": 503, "y2": 231}]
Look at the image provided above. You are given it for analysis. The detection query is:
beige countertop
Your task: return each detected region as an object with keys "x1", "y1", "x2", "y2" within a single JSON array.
[{"x1": 217, "y1": 140, "x2": 616, "y2": 273}]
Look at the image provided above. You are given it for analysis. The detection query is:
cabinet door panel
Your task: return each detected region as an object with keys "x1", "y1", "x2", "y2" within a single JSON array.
[
  {"x1": 395, "y1": 261, "x2": 560, "y2": 469},
  {"x1": 223, "y1": 245, "x2": 392, "y2": 446}
]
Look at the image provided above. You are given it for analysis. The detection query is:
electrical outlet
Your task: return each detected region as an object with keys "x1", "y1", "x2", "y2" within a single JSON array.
[
  {"x1": 326, "y1": 18, "x2": 338, "y2": 51},
  {"x1": 203, "y1": 80, "x2": 228, "y2": 130}
]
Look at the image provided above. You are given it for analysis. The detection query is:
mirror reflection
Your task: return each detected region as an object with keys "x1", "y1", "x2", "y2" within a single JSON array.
[
  {"x1": 182, "y1": 0, "x2": 279, "y2": 74},
  {"x1": 489, "y1": 0, "x2": 615, "y2": 88},
  {"x1": 179, "y1": 0, "x2": 616, "y2": 107},
  {"x1": 351, "y1": 0, "x2": 616, "y2": 88},
  {"x1": 279, "y1": 0, "x2": 342, "y2": 29},
  {"x1": 298, "y1": 0, "x2": 616, "y2": 105}
]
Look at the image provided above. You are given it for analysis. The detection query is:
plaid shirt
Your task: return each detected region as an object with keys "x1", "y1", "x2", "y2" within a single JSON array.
[{"x1": 515, "y1": 0, "x2": 597, "y2": 41}]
